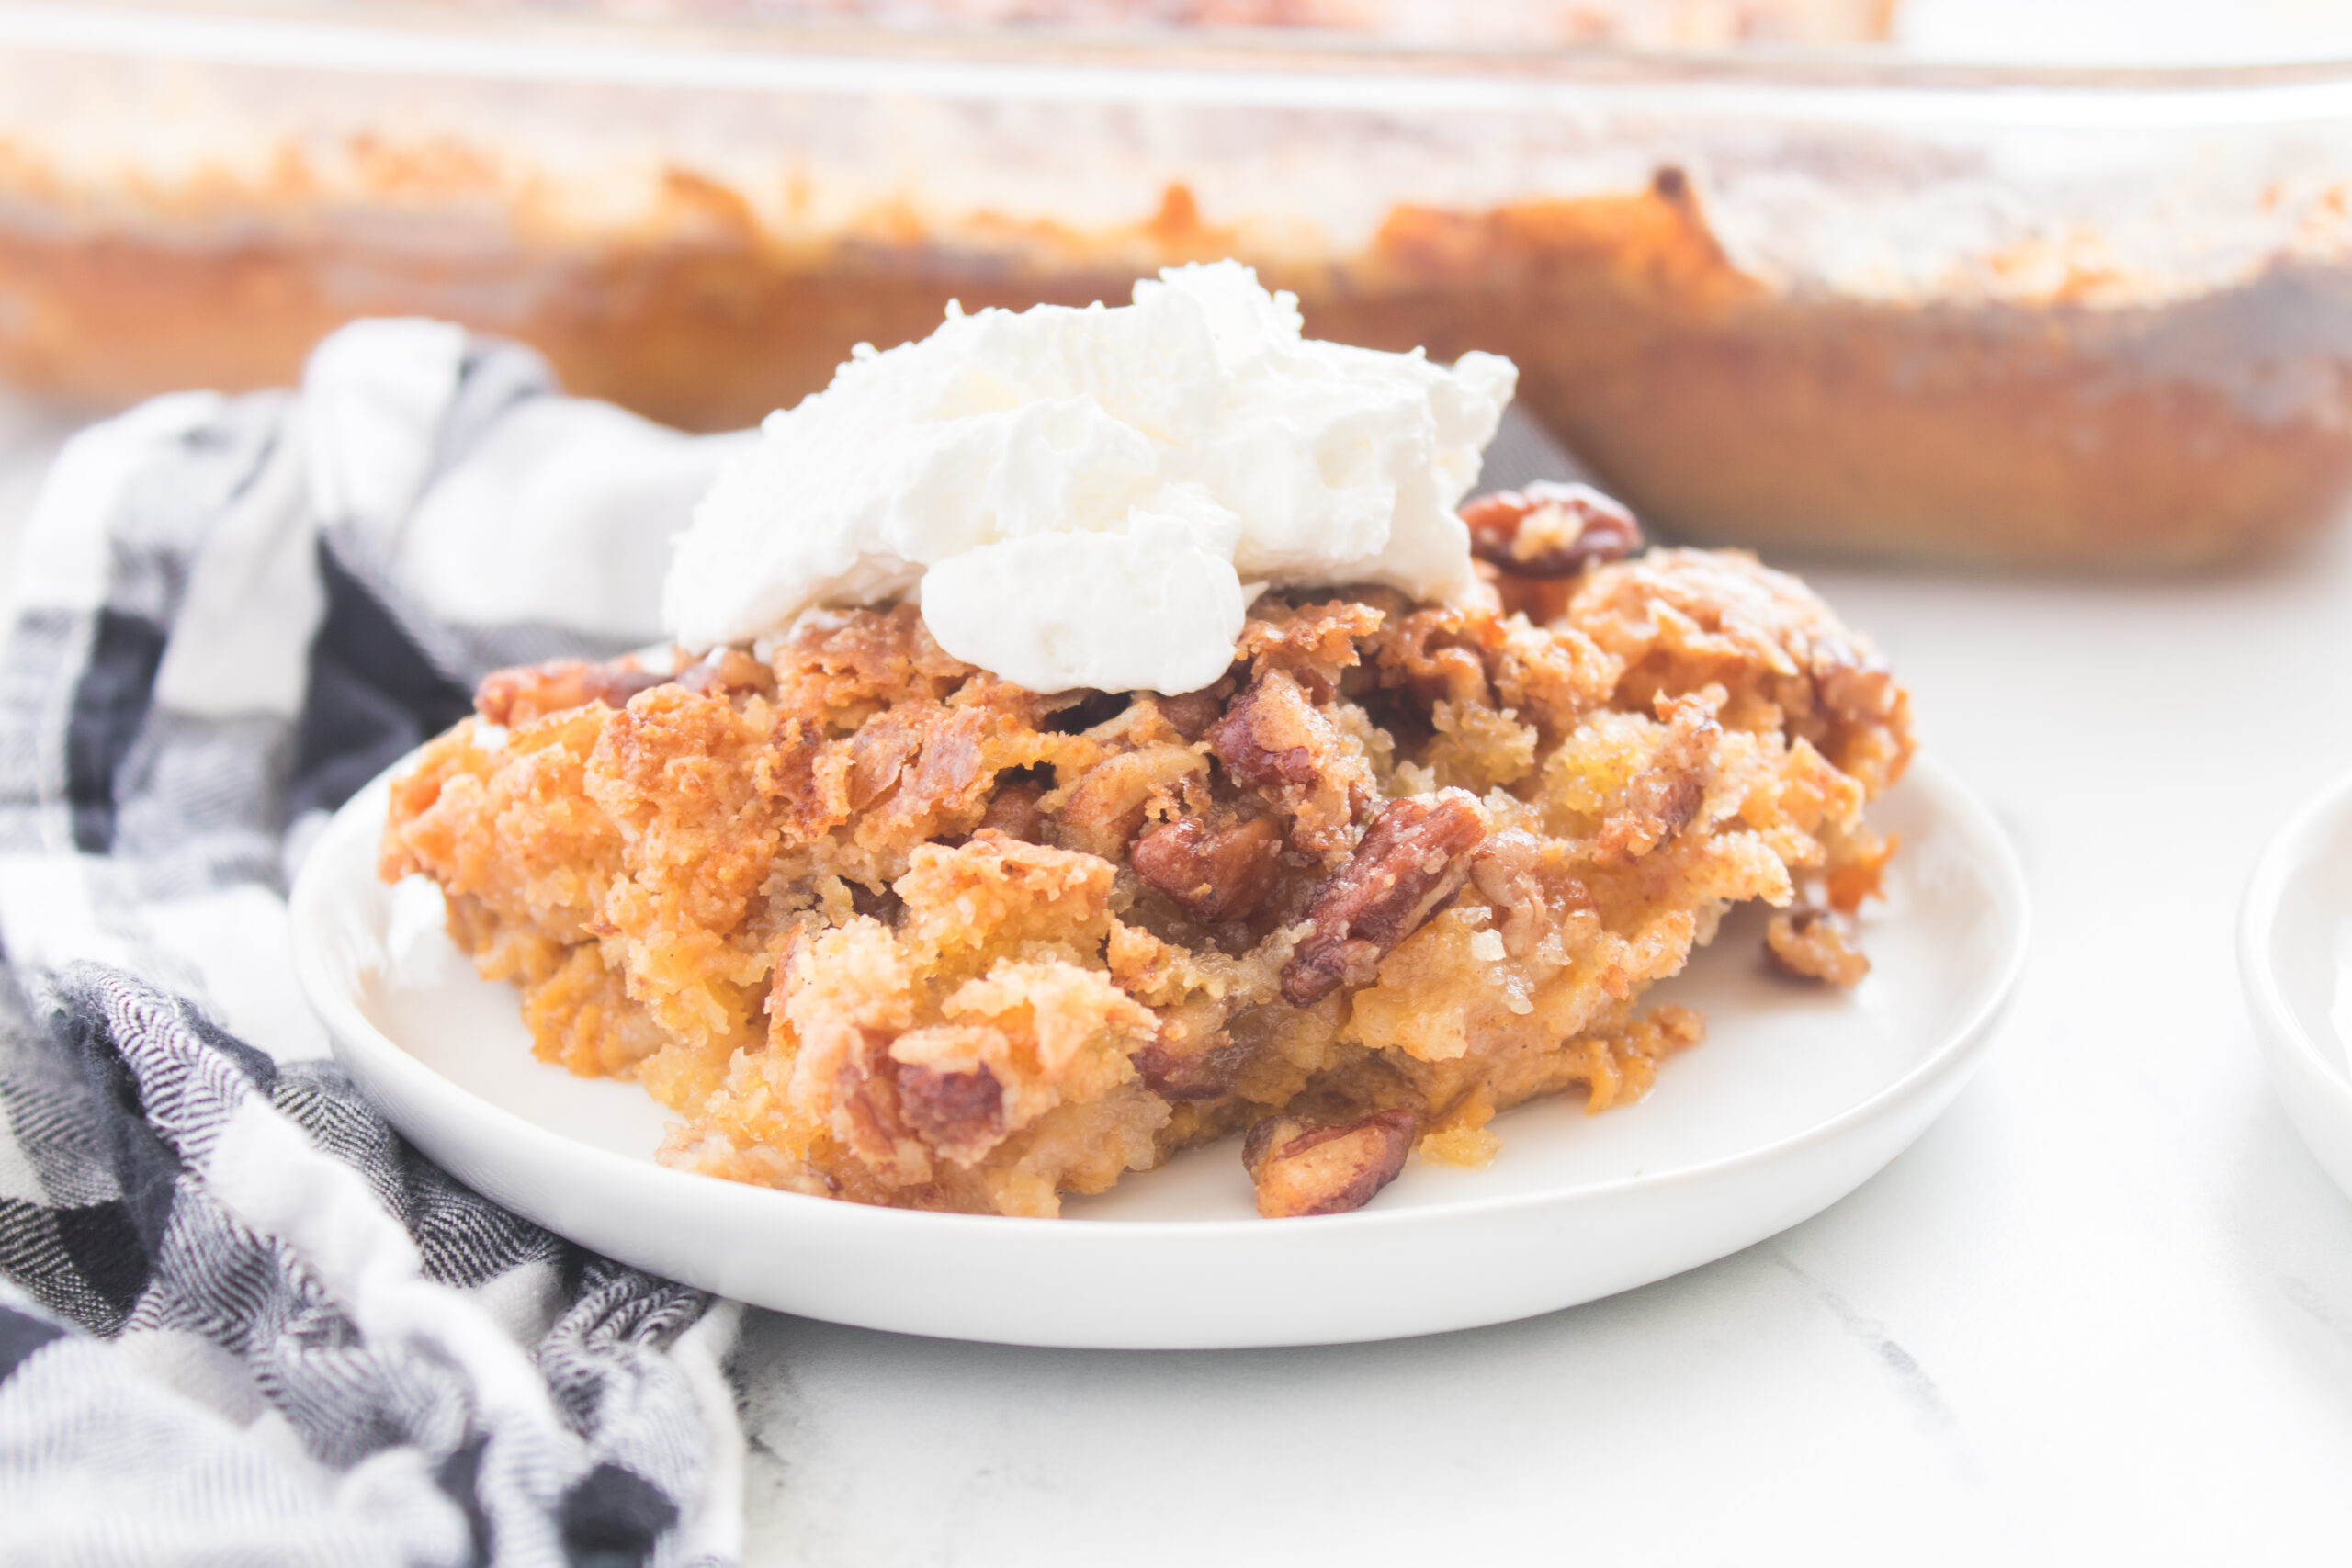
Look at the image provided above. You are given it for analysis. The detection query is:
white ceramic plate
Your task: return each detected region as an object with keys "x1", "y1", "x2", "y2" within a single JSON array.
[
  {"x1": 2241, "y1": 767, "x2": 2352, "y2": 1202},
  {"x1": 291, "y1": 755, "x2": 2028, "y2": 1349}
]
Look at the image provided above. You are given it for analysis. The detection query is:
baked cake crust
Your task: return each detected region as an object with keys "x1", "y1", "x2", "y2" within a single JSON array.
[{"x1": 382, "y1": 539, "x2": 1911, "y2": 1218}]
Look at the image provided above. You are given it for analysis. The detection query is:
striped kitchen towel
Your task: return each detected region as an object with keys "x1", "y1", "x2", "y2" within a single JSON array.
[{"x1": 0, "y1": 321, "x2": 752, "y2": 1567}]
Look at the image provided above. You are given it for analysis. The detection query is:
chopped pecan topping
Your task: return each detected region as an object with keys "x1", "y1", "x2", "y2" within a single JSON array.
[
  {"x1": 974, "y1": 780, "x2": 1049, "y2": 844},
  {"x1": 393, "y1": 545, "x2": 1917, "y2": 1224},
  {"x1": 1459, "y1": 481, "x2": 1642, "y2": 579},
  {"x1": 896, "y1": 1060, "x2": 1008, "y2": 1162},
  {"x1": 1206, "y1": 669, "x2": 1375, "y2": 858},
  {"x1": 474, "y1": 657, "x2": 670, "y2": 727},
  {"x1": 1470, "y1": 827, "x2": 1593, "y2": 962},
  {"x1": 1206, "y1": 675, "x2": 1317, "y2": 792},
  {"x1": 1281, "y1": 789, "x2": 1487, "y2": 1007},
  {"x1": 830, "y1": 1028, "x2": 930, "y2": 1186},
  {"x1": 1131, "y1": 999, "x2": 1252, "y2": 1101},
  {"x1": 1367, "y1": 606, "x2": 1494, "y2": 708},
  {"x1": 1479, "y1": 559, "x2": 1571, "y2": 632},
  {"x1": 1152, "y1": 691, "x2": 1225, "y2": 743},
  {"x1": 1052, "y1": 743, "x2": 1206, "y2": 861},
  {"x1": 1765, "y1": 906, "x2": 1871, "y2": 988},
  {"x1": 1130, "y1": 1035, "x2": 1249, "y2": 1100},
  {"x1": 1243, "y1": 1109, "x2": 1418, "y2": 1218},
  {"x1": 1129, "y1": 815, "x2": 1284, "y2": 923},
  {"x1": 1597, "y1": 696, "x2": 1718, "y2": 863}
]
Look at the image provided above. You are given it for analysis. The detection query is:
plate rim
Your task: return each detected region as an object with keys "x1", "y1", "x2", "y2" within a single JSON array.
[
  {"x1": 2240, "y1": 763, "x2": 2352, "y2": 1133},
  {"x1": 293, "y1": 750, "x2": 2030, "y2": 1243}
]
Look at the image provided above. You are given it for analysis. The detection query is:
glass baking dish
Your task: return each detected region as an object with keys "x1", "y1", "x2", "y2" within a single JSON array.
[{"x1": 4, "y1": 2, "x2": 2351, "y2": 567}]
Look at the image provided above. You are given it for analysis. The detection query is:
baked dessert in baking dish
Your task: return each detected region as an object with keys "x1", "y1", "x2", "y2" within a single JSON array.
[
  {"x1": 379, "y1": 265, "x2": 1910, "y2": 1217},
  {"x1": 7, "y1": 13, "x2": 2346, "y2": 569}
]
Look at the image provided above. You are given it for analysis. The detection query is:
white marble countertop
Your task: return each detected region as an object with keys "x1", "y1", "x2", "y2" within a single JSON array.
[{"x1": 7, "y1": 391, "x2": 2350, "y2": 1564}]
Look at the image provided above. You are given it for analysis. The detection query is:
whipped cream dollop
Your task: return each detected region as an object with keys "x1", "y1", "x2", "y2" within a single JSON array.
[{"x1": 662, "y1": 262, "x2": 1517, "y2": 694}]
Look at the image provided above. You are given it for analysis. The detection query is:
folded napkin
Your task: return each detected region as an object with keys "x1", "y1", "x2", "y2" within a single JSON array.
[{"x1": 0, "y1": 321, "x2": 749, "y2": 1567}]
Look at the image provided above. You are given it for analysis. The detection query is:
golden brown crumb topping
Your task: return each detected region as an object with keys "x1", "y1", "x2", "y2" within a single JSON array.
[{"x1": 381, "y1": 546, "x2": 1911, "y2": 1218}]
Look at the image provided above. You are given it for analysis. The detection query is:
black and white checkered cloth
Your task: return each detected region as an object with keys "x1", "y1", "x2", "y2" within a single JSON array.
[{"x1": 0, "y1": 321, "x2": 754, "y2": 1566}]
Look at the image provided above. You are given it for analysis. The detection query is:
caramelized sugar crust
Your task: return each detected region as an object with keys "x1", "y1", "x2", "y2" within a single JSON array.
[{"x1": 381, "y1": 548, "x2": 1912, "y2": 1217}]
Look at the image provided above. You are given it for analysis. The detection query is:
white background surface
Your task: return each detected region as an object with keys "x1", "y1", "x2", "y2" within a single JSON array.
[
  {"x1": 6, "y1": 389, "x2": 2352, "y2": 1563},
  {"x1": 1898, "y1": 0, "x2": 2352, "y2": 63}
]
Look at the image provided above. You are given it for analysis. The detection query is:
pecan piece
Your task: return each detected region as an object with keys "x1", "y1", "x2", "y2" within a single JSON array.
[
  {"x1": 1131, "y1": 999, "x2": 1253, "y2": 1101},
  {"x1": 830, "y1": 1028, "x2": 930, "y2": 1186},
  {"x1": 1281, "y1": 789, "x2": 1487, "y2": 1008},
  {"x1": 1206, "y1": 675, "x2": 1318, "y2": 793},
  {"x1": 1243, "y1": 1109, "x2": 1417, "y2": 1218},
  {"x1": 896, "y1": 1061, "x2": 1008, "y2": 1163},
  {"x1": 1459, "y1": 481, "x2": 1642, "y2": 579},
  {"x1": 1130, "y1": 816, "x2": 1284, "y2": 923},
  {"x1": 474, "y1": 657, "x2": 669, "y2": 726},
  {"x1": 888, "y1": 1022, "x2": 1016, "y2": 1165},
  {"x1": 1470, "y1": 827, "x2": 1593, "y2": 962},
  {"x1": 1130, "y1": 1038, "x2": 1247, "y2": 1100},
  {"x1": 974, "y1": 779, "x2": 1049, "y2": 844},
  {"x1": 1765, "y1": 907, "x2": 1871, "y2": 988},
  {"x1": 1151, "y1": 691, "x2": 1225, "y2": 743},
  {"x1": 1366, "y1": 604, "x2": 1493, "y2": 707},
  {"x1": 1597, "y1": 696, "x2": 1718, "y2": 864},
  {"x1": 1052, "y1": 743, "x2": 1205, "y2": 861},
  {"x1": 1206, "y1": 669, "x2": 1375, "y2": 858}
]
